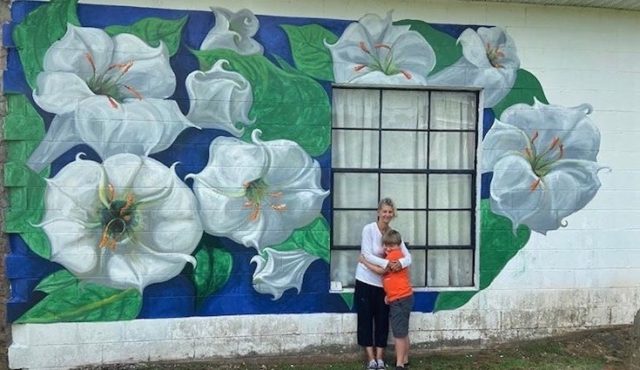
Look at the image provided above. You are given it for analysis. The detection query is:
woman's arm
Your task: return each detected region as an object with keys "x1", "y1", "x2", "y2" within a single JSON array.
[
  {"x1": 359, "y1": 254, "x2": 386, "y2": 275},
  {"x1": 398, "y1": 241, "x2": 412, "y2": 268},
  {"x1": 360, "y1": 225, "x2": 389, "y2": 268}
]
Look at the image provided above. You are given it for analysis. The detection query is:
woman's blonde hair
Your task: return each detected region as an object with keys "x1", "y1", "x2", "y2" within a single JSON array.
[{"x1": 377, "y1": 197, "x2": 397, "y2": 218}]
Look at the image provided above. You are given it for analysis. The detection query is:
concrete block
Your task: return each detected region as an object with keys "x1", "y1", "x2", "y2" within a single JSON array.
[
  {"x1": 193, "y1": 336, "x2": 238, "y2": 359},
  {"x1": 124, "y1": 319, "x2": 170, "y2": 342},
  {"x1": 101, "y1": 340, "x2": 150, "y2": 364},
  {"x1": 237, "y1": 335, "x2": 281, "y2": 356},
  {"x1": 147, "y1": 339, "x2": 195, "y2": 362},
  {"x1": 77, "y1": 321, "x2": 125, "y2": 344}
]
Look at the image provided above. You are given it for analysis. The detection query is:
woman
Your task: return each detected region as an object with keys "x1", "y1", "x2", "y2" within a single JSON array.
[{"x1": 355, "y1": 198, "x2": 412, "y2": 370}]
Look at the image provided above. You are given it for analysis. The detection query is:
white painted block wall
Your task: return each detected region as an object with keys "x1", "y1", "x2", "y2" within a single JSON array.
[{"x1": 7, "y1": 0, "x2": 640, "y2": 369}]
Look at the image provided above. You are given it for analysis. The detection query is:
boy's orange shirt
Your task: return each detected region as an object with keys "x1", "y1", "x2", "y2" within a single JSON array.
[{"x1": 382, "y1": 248, "x2": 413, "y2": 302}]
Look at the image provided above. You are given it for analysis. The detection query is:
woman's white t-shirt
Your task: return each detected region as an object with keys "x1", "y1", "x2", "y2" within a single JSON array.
[{"x1": 355, "y1": 222, "x2": 412, "y2": 287}]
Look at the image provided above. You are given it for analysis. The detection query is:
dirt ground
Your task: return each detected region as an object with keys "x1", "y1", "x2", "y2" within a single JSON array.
[{"x1": 71, "y1": 325, "x2": 636, "y2": 370}]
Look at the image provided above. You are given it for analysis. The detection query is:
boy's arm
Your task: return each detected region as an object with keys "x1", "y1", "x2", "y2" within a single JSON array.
[{"x1": 359, "y1": 254, "x2": 386, "y2": 275}]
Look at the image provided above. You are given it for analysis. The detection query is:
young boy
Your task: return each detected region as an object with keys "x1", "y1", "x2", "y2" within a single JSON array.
[{"x1": 359, "y1": 229, "x2": 413, "y2": 370}]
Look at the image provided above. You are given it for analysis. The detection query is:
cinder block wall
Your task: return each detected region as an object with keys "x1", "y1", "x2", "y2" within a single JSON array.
[{"x1": 4, "y1": 0, "x2": 640, "y2": 369}]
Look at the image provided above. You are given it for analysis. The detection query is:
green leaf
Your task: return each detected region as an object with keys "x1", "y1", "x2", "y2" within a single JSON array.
[
  {"x1": 105, "y1": 16, "x2": 187, "y2": 57},
  {"x1": 4, "y1": 94, "x2": 50, "y2": 259},
  {"x1": 272, "y1": 54, "x2": 303, "y2": 76},
  {"x1": 281, "y1": 24, "x2": 337, "y2": 81},
  {"x1": 12, "y1": 0, "x2": 80, "y2": 89},
  {"x1": 193, "y1": 49, "x2": 331, "y2": 156},
  {"x1": 269, "y1": 217, "x2": 330, "y2": 262},
  {"x1": 434, "y1": 199, "x2": 530, "y2": 311},
  {"x1": 192, "y1": 240, "x2": 233, "y2": 304},
  {"x1": 492, "y1": 69, "x2": 549, "y2": 118},
  {"x1": 35, "y1": 270, "x2": 77, "y2": 294},
  {"x1": 394, "y1": 19, "x2": 463, "y2": 75},
  {"x1": 16, "y1": 276, "x2": 142, "y2": 323},
  {"x1": 341, "y1": 292, "x2": 354, "y2": 310}
]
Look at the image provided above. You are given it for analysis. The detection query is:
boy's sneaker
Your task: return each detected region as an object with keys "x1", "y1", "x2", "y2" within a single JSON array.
[
  {"x1": 395, "y1": 367, "x2": 405, "y2": 370},
  {"x1": 366, "y1": 360, "x2": 378, "y2": 370},
  {"x1": 376, "y1": 359, "x2": 387, "y2": 368}
]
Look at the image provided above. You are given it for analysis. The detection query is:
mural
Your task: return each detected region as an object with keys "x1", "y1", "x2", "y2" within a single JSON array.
[{"x1": 4, "y1": 0, "x2": 604, "y2": 322}]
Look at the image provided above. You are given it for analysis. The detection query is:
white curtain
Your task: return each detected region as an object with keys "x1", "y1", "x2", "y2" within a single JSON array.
[{"x1": 428, "y1": 91, "x2": 476, "y2": 287}]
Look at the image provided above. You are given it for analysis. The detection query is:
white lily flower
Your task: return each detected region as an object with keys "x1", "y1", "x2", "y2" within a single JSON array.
[
  {"x1": 187, "y1": 130, "x2": 329, "y2": 251},
  {"x1": 185, "y1": 59, "x2": 254, "y2": 136},
  {"x1": 200, "y1": 7, "x2": 264, "y2": 55},
  {"x1": 251, "y1": 248, "x2": 319, "y2": 300},
  {"x1": 28, "y1": 24, "x2": 194, "y2": 171},
  {"x1": 38, "y1": 153, "x2": 203, "y2": 291},
  {"x1": 326, "y1": 12, "x2": 435, "y2": 85},
  {"x1": 427, "y1": 26, "x2": 520, "y2": 107},
  {"x1": 482, "y1": 99, "x2": 603, "y2": 234}
]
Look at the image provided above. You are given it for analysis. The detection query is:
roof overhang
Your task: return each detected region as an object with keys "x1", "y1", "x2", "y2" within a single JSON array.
[{"x1": 462, "y1": 0, "x2": 640, "y2": 11}]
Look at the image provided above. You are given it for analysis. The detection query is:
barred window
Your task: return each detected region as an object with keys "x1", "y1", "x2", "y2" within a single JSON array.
[{"x1": 330, "y1": 86, "x2": 480, "y2": 291}]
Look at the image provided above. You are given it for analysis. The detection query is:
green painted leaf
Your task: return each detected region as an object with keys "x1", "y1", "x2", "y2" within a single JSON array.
[
  {"x1": 35, "y1": 270, "x2": 77, "y2": 294},
  {"x1": 193, "y1": 49, "x2": 331, "y2": 156},
  {"x1": 434, "y1": 199, "x2": 530, "y2": 311},
  {"x1": 281, "y1": 24, "x2": 337, "y2": 81},
  {"x1": 269, "y1": 217, "x2": 330, "y2": 262},
  {"x1": 394, "y1": 19, "x2": 463, "y2": 75},
  {"x1": 492, "y1": 69, "x2": 549, "y2": 118},
  {"x1": 272, "y1": 54, "x2": 303, "y2": 76},
  {"x1": 4, "y1": 94, "x2": 50, "y2": 259},
  {"x1": 105, "y1": 16, "x2": 187, "y2": 57},
  {"x1": 341, "y1": 292, "x2": 354, "y2": 310},
  {"x1": 192, "y1": 240, "x2": 233, "y2": 304},
  {"x1": 12, "y1": 0, "x2": 80, "y2": 89},
  {"x1": 16, "y1": 277, "x2": 142, "y2": 323}
]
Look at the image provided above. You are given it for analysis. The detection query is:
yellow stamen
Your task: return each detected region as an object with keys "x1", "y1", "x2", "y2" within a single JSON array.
[
  {"x1": 120, "y1": 193, "x2": 135, "y2": 216},
  {"x1": 85, "y1": 53, "x2": 96, "y2": 75},
  {"x1": 271, "y1": 204, "x2": 287, "y2": 212},
  {"x1": 124, "y1": 85, "x2": 143, "y2": 100},
  {"x1": 530, "y1": 178, "x2": 541, "y2": 191},
  {"x1": 354, "y1": 64, "x2": 366, "y2": 72},
  {"x1": 374, "y1": 43, "x2": 391, "y2": 50},
  {"x1": 108, "y1": 96, "x2": 119, "y2": 109},
  {"x1": 531, "y1": 131, "x2": 539, "y2": 143},
  {"x1": 107, "y1": 184, "x2": 115, "y2": 202},
  {"x1": 249, "y1": 206, "x2": 260, "y2": 221}
]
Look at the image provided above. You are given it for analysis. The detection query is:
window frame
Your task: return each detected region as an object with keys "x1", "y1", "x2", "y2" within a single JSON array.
[{"x1": 329, "y1": 83, "x2": 484, "y2": 293}]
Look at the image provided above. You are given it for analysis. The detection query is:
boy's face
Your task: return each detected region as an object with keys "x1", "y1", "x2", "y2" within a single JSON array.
[{"x1": 383, "y1": 243, "x2": 400, "y2": 254}]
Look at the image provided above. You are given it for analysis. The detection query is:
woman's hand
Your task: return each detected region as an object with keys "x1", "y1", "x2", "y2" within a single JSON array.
[{"x1": 388, "y1": 260, "x2": 402, "y2": 272}]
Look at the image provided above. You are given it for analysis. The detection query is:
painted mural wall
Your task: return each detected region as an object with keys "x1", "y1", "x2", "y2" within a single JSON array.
[
  {"x1": 7, "y1": 0, "x2": 640, "y2": 368},
  {"x1": 3, "y1": 0, "x2": 607, "y2": 322}
]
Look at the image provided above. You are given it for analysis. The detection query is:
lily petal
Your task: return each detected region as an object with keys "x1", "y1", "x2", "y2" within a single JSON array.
[
  {"x1": 185, "y1": 59, "x2": 254, "y2": 136},
  {"x1": 43, "y1": 24, "x2": 114, "y2": 80},
  {"x1": 27, "y1": 113, "x2": 82, "y2": 172},
  {"x1": 74, "y1": 97, "x2": 194, "y2": 159},
  {"x1": 200, "y1": 7, "x2": 264, "y2": 55},
  {"x1": 489, "y1": 155, "x2": 545, "y2": 232},
  {"x1": 251, "y1": 248, "x2": 319, "y2": 300},
  {"x1": 481, "y1": 119, "x2": 530, "y2": 172}
]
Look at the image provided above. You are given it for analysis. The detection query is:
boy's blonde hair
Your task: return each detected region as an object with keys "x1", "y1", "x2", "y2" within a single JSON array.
[{"x1": 382, "y1": 229, "x2": 402, "y2": 246}]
